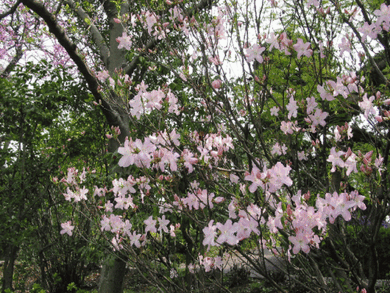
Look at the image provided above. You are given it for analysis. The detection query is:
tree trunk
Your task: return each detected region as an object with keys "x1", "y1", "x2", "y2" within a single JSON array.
[
  {"x1": 98, "y1": 255, "x2": 127, "y2": 293},
  {"x1": 97, "y1": 0, "x2": 130, "y2": 289},
  {"x1": 1, "y1": 244, "x2": 18, "y2": 293}
]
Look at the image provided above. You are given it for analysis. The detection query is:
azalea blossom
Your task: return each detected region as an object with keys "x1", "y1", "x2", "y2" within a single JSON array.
[
  {"x1": 358, "y1": 22, "x2": 381, "y2": 42},
  {"x1": 117, "y1": 32, "x2": 132, "y2": 50},
  {"x1": 144, "y1": 216, "x2": 157, "y2": 234},
  {"x1": 268, "y1": 162, "x2": 293, "y2": 192},
  {"x1": 306, "y1": 96, "x2": 317, "y2": 114},
  {"x1": 293, "y1": 38, "x2": 313, "y2": 58},
  {"x1": 328, "y1": 77, "x2": 348, "y2": 99},
  {"x1": 286, "y1": 97, "x2": 298, "y2": 119},
  {"x1": 280, "y1": 121, "x2": 294, "y2": 134},
  {"x1": 158, "y1": 215, "x2": 170, "y2": 233},
  {"x1": 374, "y1": 4, "x2": 390, "y2": 30},
  {"x1": 309, "y1": 109, "x2": 328, "y2": 127},
  {"x1": 327, "y1": 147, "x2": 345, "y2": 172},
  {"x1": 203, "y1": 220, "x2": 218, "y2": 249},
  {"x1": 245, "y1": 165, "x2": 265, "y2": 192},
  {"x1": 339, "y1": 37, "x2": 351, "y2": 57},
  {"x1": 118, "y1": 138, "x2": 135, "y2": 167},
  {"x1": 60, "y1": 221, "x2": 75, "y2": 236},
  {"x1": 265, "y1": 32, "x2": 279, "y2": 51},
  {"x1": 317, "y1": 84, "x2": 334, "y2": 101},
  {"x1": 359, "y1": 94, "x2": 377, "y2": 118},
  {"x1": 96, "y1": 70, "x2": 110, "y2": 82},
  {"x1": 246, "y1": 44, "x2": 266, "y2": 63},
  {"x1": 216, "y1": 219, "x2": 239, "y2": 246},
  {"x1": 289, "y1": 231, "x2": 310, "y2": 254},
  {"x1": 270, "y1": 106, "x2": 279, "y2": 116}
]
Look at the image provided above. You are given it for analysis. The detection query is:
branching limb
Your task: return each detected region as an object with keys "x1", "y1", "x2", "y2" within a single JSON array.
[
  {"x1": 0, "y1": 44, "x2": 22, "y2": 78},
  {"x1": 20, "y1": 0, "x2": 128, "y2": 136},
  {"x1": 124, "y1": 0, "x2": 215, "y2": 77},
  {"x1": 64, "y1": 0, "x2": 110, "y2": 67},
  {"x1": 0, "y1": 0, "x2": 21, "y2": 21}
]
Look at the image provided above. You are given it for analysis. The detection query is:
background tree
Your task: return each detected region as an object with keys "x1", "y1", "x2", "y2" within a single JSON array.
[{"x1": 0, "y1": 60, "x2": 109, "y2": 292}]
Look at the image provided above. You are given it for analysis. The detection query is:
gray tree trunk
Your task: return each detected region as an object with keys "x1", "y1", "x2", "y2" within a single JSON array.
[{"x1": 98, "y1": 255, "x2": 127, "y2": 293}]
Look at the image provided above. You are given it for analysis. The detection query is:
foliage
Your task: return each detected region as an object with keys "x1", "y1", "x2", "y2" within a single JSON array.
[{"x1": 0, "y1": 61, "x2": 109, "y2": 292}]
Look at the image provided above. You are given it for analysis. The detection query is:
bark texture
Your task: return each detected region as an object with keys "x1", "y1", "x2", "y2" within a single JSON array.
[{"x1": 98, "y1": 255, "x2": 127, "y2": 293}]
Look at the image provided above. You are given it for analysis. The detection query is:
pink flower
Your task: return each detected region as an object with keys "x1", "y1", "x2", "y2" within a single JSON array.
[
  {"x1": 229, "y1": 173, "x2": 239, "y2": 183},
  {"x1": 309, "y1": 109, "x2": 328, "y2": 127},
  {"x1": 245, "y1": 166, "x2": 265, "y2": 193},
  {"x1": 198, "y1": 189, "x2": 214, "y2": 209},
  {"x1": 286, "y1": 97, "x2": 298, "y2": 119},
  {"x1": 182, "y1": 149, "x2": 198, "y2": 173},
  {"x1": 228, "y1": 199, "x2": 238, "y2": 219},
  {"x1": 327, "y1": 147, "x2": 345, "y2": 172},
  {"x1": 317, "y1": 84, "x2": 334, "y2": 101},
  {"x1": 293, "y1": 38, "x2": 313, "y2": 58},
  {"x1": 307, "y1": 0, "x2": 319, "y2": 7},
  {"x1": 344, "y1": 151, "x2": 358, "y2": 176},
  {"x1": 271, "y1": 142, "x2": 287, "y2": 156},
  {"x1": 270, "y1": 106, "x2": 279, "y2": 116},
  {"x1": 265, "y1": 32, "x2": 279, "y2": 51},
  {"x1": 359, "y1": 94, "x2": 377, "y2": 118},
  {"x1": 279, "y1": 32, "x2": 292, "y2": 55},
  {"x1": 375, "y1": 4, "x2": 390, "y2": 30},
  {"x1": 203, "y1": 220, "x2": 218, "y2": 249},
  {"x1": 298, "y1": 151, "x2": 307, "y2": 161},
  {"x1": 118, "y1": 138, "x2": 135, "y2": 167},
  {"x1": 328, "y1": 77, "x2": 348, "y2": 99},
  {"x1": 216, "y1": 219, "x2": 239, "y2": 246},
  {"x1": 208, "y1": 56, "x2": 222, "y2": 65},
  {"x1": 329, "y1": 193, "x2": 355, "y2": 223},
  {"x1": 268, "y1": 162, "x2": 293, "y2": 192},
  {"x1": 375, "y1": 154, "x2": 384, "y2": 168},
  {"x1": 130, "y1": 231, "x2": 141, "y2": 248},
  {"x1": 211, "y1": 79, "x2": 222, "y2": 89},
  {"x1": 144, "y1": 216, "x2": 157, "y2": 234},
  {"x1": 375, "y1": 116, "x2": 383, "y2": 122},
  {"x1": 96, "y1": 70, "x2": 110, "y2": 82},
  {"x1": 350, "y1": 191, "x2": 366, "y2": 211},
  {"x1": 158, "y1": 215, "x2": 170, "y2": 233},
  {"x1": 101, "y1": 215, "x2": 111, "y2": 231},
  {"x1": 117, "y1": 32, "x2": 132, "y2": 50},
  {"x1": 60, "y1": 221, "x2": 75, "y2": 236},
  {"x1": 289, "y1": 231, "x2": 310, "y2": 254},
  {"x1": 358, "y1": 22, "x2": 381, "y2": 42},
  {"x1": 306, "y1": 96, "x2": 318, "y2": 114},
  {"x1": 79, "y1": 186, "x2": 88, "y2": 201},
  {"x1": 339, "y1": 37, "x2": 351, "y2": 57},
  {"x1": 246, "y1": 44, "x2": 266, "y2": 63},
  {"x1": 280, "y1": 121, "x2": 294, "y2": 135},
  {"x1": 63, "y1": 187, "x2": 75, "y2": 201}
]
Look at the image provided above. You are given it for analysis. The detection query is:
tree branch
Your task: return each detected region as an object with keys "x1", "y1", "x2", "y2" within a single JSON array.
[
  {"x1": 0, "y1": 0, "x2": 21, "y2": 21},
  {"x1": 0, "y1": 44, "x2": 23, "y2": 78},
  {"x1": 20, "y1": 0, "x2": 128, "y2": 135},
  {"x1": 124, "y1": 0, "x2": 214, "y2": 77},
  {"x1": 335, "y1": 5, "x2": 389, "y2": 87},
  {"x1": 64, "y1": 0, "x2": 110, "y2": 67}
]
